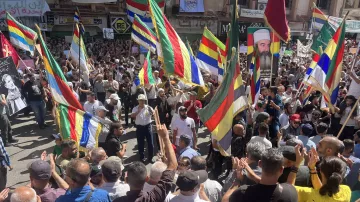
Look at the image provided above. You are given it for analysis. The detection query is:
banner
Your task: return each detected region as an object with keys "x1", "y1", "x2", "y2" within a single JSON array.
[
  {"x1": 0, "y1": 0, "x2": 50, "y2": 18},
  {"x1": 18, "y1": 59, "x2": 35, "y2": 71},
  {"x1": 328, "y1": 16, "x2": 360, "y2": 33},
  {"x1": 0, "y1": 57, "x2": 27, "y2": 115},
  {"x1": 297, "y1": 40, "x2": 312, "y2": 58},
  {"x1": 240, "y1": 9, "x2": 264, "y2": 19},
  {"x1": 179, "y1": 0, "x2": 204, "y2": 13}
]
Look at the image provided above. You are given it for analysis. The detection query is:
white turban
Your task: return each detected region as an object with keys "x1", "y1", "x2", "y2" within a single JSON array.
[{"x1": 254, "y1": 29, "x2": 270, "y2": 44}]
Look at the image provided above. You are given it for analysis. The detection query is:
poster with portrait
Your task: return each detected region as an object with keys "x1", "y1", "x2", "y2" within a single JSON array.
[
  {"x1": 0, "y1": 57, "x2": 27, "y2": 116},
  {"x1": 247, "y1": 27, "x2": 279, "y2": 79}
]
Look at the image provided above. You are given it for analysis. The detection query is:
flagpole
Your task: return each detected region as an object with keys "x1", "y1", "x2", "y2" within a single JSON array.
[
  {"x1": 79, "y1": 23, "x2": 82, "y2": 81},
  {"x1": 269, "y1": 32, "x2": 274, "y2": 85},
  {"x1": 336, "y1": 98, "x2": 360, "y2": 138}
]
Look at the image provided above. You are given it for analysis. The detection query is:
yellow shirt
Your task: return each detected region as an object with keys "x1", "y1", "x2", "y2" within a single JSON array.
[{"x1": 295, "y1": 185, "x2": 351, "y2": 202}]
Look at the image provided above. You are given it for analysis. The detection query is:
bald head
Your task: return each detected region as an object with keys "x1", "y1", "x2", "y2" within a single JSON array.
[
  {"x1": 233, "y1": 124, "x2": 245, "y2": 136},
  {"x1": 11, "y1": 186, "x2": 38, "y2": 202},
  {"x1": 90, "y1": 147, "x2": 107, "y2": 164},
  {"x1": 66, "y1": 159, "x2": 91, "y2": 187},
  {"x1": 317, "y1": 136, "x2": 343, "y2": 157}
]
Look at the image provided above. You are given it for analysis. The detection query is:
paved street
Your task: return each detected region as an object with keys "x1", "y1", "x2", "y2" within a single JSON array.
[{"x1": 4, "y1": 111, "x2": 211, "y2": 190}]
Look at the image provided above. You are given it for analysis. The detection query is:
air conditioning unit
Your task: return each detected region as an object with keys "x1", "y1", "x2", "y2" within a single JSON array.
[{"x1": 258, "y1": 3, "x2": 267, "y2": 10}]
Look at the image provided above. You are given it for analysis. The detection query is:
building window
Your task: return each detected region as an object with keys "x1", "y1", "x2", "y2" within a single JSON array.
[
  {"x1": 316, "y1": 0, "x2": 330, "y2": 10},
  {"x1": 285, "y1": 0, "x2": 292, "y2": 9},
  {"x1": 238, "y1": 0, "x2": 248, "y2": 6}
]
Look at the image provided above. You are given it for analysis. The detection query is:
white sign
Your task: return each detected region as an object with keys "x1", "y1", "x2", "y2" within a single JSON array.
[
  {"x1": 297, "y1": 40, "x2": 312, "y2": 58},
  {"x1": 240, "y1": 9, "x2": 264, "y2": 19},
  {"x1": 103, "y1": 28, "x2": 114, "y2": 39},
  {"x1": 0, "y1": 0, "x2": 50, "y2": 18},
  {"x1": 328, "y1": 16, "x2": 360, "y2": 33},
  {"x1": 39, "y1": 22, "x2": 47, "y2": 31},
  {"x1": 239, "y1": 46, "x2": 248, "y2": 53}
]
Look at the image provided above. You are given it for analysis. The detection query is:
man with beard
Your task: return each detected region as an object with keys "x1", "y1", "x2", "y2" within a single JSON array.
[
  {"x1": 55, "y1": 140, "x2": 78, "y2": 171},
  {"x1": 172, "y1": 106, "x2": 197, "y2": 150},
  {"x1": 254, "y1": 29, "x2": 272, "y2": 76}
]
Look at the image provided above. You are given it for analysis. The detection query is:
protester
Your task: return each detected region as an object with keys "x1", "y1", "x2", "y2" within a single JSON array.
[
  {"x1": 178, "y1": 134, "x2": 200, "y2": 160},
  {"x1": 0, "y1": 94, "x2": 17, "y2": 147},
  {"x1": 10, "y1": 186, "x2": 40, "y2": 202},
  {"x1": 172, "y1": 106, "x2": 197, "y2": 149},
  {"x1": 55, "y1": 140, "x2": 78, "y2": 171},
  {"x1": 84, "y1": 92, "x2": 103, "y2": 115},
  {"x1": 0, "y1": 136, "x2": 11, "y2": 192},
  {"x1": 297, "y1": 123, "x2": 316, "y2": 151},
  {"x1": 248, "y1": 122, "x2": 272, "y2": 149},
  {"x1": 142, "y1": 161, "x2": 167, "y2": 192},
  {"x1": 309, "y1": 122, "x2": 328, "y2": 145},
  {"x1": 342, "y1": 139, "x2": 360, "y2": 190},
  {"x1": 104, "y1": 123, "x2": 126, "y2": 158},
  {"x1": 90, "y1": 147, "x2": 107, "y2": 165},
  {"x1": 184, "y1": 91, "x2": 202, "y2": 133}
]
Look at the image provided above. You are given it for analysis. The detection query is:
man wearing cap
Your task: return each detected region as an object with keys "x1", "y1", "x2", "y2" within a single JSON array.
[
  {"x1": 153, "y1": 70, "x2": 162, "y2": 85},
  {"x1": 184, "y1": 91, "x2": 202, "y2": 133},
  {"x1": 298, "y1": 123, "x2": 316, "y2": 151},
  {"x1": 165, "y1": 170, "x2": 210, "y2": 202},
  {"x1": 29, "y1": 159, "x2": 68, "y2": 202},
  {"x1": 178, "y1": 134, "x2": 200, "y2": 160},
  {"x1": 172, "y1": 106, "x2": 197, "y2": 149},
  {"x1": 280, "y1": 114, "x2": 301, "y2": 140},
  {"x1": 95, "y1": 106, "x2": 112, "y2": 146},
  {"x1": 105, "y1": 93, "x2": 122, "y2": 122},
  {"x1": 84, "y1": 92, "x2": 103, "y2": 116},
  {"x1": 131, "y1": 94, "x2": 155, "y2": 163},
  {"x1": 99, "y1": 157, "x2": 129, "y2": 200}
]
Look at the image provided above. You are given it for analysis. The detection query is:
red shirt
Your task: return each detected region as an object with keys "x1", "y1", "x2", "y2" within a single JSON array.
[{"x1": 184, "y1": 100, "x2": 202, "y2": 124}]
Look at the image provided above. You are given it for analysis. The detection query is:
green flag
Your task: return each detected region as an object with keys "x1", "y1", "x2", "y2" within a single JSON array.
[{"x1": 311, "y1": 21, "x2": 335, "y2": 54}]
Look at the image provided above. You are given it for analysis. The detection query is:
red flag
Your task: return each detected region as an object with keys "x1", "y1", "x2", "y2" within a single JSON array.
[
  {"x1": 264, "y1": 0, "x2": 290, "y2": 42},
  {"x1": 0, "y1": 33, "x2": 19, "y2": 67}
]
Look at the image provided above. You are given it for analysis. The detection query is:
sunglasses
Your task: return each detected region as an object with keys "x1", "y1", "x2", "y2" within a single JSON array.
[{"x1": 293, "y1": 121, "x2": 301, "y2": 124}]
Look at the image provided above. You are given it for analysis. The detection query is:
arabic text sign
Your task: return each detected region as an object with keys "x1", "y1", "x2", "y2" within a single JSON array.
[
  {"x1": 240, "y1": 9, "x2": 264, "y2": 19},
  {"x1": 328, "y1": 16, "x2": 360, "y2": 33},
  {"x1": 0, "y1": 0, "x2": 50, "y2": 18}
]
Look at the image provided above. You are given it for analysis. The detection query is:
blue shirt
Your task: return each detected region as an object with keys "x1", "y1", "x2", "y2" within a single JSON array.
[
  {"x1": 297, "y1": 135, "x2": 316, "y2": 151},
  {"x1": 266, "y1": 94, "x2": 283, "y2": 122},
  {"x1": 345, "y1": 155, "x2": 360, "y2": 189},
  {"x1": 178, "y1": 146, "x2": 200, "y2": 160},
  {"x1": 354, "y1": 144, "x2": 360, "y2": 158},
  {"x1": 0, "y1": 137, "x2": 10, "y2": 166},
  {"x1": 56, "y1": 186, "x2": 111, "y2": 202}
]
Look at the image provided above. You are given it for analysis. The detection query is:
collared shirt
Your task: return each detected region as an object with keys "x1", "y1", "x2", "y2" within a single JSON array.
[
  {"x1": 132, "y1": 105, "x2": 153, "y2": 126},
  {"x1": 113, "y1": 170, "x2": 175, "y2": 202},
  {"x1": 355, "y1": 144, "x2": 360, "y2": 159},
  {"x1": 36, "y1": 187, "x2": 66, "y2": 202},
  {"x1": 178, "y1": 146, "x2": 200, "y2": 160},
  {"x1": 99, "y1": 180, "x2": 130, "y2": 201},
  {"x1": 345, "y1": 155, "x2": 360, "y2": 189},
  {"x1": 203, "y1": 179, "x2": 223, "y2": 202},
  {"x1": 55, "y1": 185, "x2": 111, "y2": 202},
  {"x1": 297, "y1": 135, "x2": 316, "y2": 151},
  {"x1": 165, "y1": 192, "x2": 208, "y2": 202},
  {"x1": 0, "y1": 137, "x2": 10, "y2": 166}
]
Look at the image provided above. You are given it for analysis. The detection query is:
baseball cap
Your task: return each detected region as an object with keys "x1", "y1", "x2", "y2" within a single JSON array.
[
  {"x1": 176, "y1": 170, "x2": 208, "y2": 191},
  {"x1": 96, "y1": 106, "x2": 109, "y2": 112},
  {"x1": 90, "y1": 164, "x2": 102, "y2": 177},
  {"x1": 137, "y1": 94, "x2": 147, "y2": 101},
  {"x1": 109, "y1": 94, "x2": 120, "y2": 100},
  {"x1": 101, "y1": 159, "x2": 122, "y2": 180},
  {"x1": 28, "y1": 160, "x2": 52, "y2": 180},
  {"x1": 279, "y1": 146, "x2": 296, "y2": 162},
  {"x1": 290, "y1": 114, "x2": 301, "y2": 122},
  {"x1": 301, "y1": 123, "x2": 313, "y2": 136}
]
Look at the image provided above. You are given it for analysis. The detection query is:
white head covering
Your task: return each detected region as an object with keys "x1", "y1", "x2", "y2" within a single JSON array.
[{"x1": 254, "y1": 29, "x2": 270, "y2": 44}]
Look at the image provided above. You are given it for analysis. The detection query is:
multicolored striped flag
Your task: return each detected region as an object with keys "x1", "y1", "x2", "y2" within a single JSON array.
[
  {"x1": 312, "y1": 4, "x2": 327, "y2": 31},
  {"x1": 35, "y1": 25, "x2": 83, "y2": 110},
  {"x1": 70, "y1": 23, "x2": 90, "y2": 84},
  {"x1": 196, "y1": 27, "x2": 226, "y2": 79},
  {"x1": 309, "y1": 19, "x2": 346, "y2": 109},
  {"x1": 249, "y1": 52, "x2": 260, "y2": 106},
  {"x1": 131, "y1": 15, "x2": 161, "y2": 56},
  {"x1": 139, "y1": 51, "x2": 155, "y2": 86},
  {"x1": 127, "y1": 0, "x2": 164, "y2": 28},
  {"x1": 57, "y1": 104, "x2": 102, "y2": 149},
  {"x1": 0, "y1": 33, "x2": 19, "y2": 67},
  {"x1": 74, "y1": 9, "x2": 80, "y2": 23},
  {"x1": 6, "y1": 12, "x2": 37, "y2": 56},
  {"x1": 148, "y1": 0, "x2": 204, "y2": 86},
  {"x1": 264, "y1": 0, "x2": 290, "y2": 42},
  {"x1": 198, "y1": 0, "x2": 248, "y2": 156}
]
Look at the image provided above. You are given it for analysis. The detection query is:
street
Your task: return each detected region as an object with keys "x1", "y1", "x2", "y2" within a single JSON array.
[{"x1": 4, "y1": 112, "x2": 211, "y2": 190}]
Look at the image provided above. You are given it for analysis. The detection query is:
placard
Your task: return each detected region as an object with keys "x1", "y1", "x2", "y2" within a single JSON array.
[{"x1": 0, "y1": 0, "x2": 50, "y2": 18}]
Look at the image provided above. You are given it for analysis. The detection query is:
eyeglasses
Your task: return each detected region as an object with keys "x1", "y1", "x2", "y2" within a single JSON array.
[{"x1": 293, "y1": 121, "x2": 301, "y2": 124}]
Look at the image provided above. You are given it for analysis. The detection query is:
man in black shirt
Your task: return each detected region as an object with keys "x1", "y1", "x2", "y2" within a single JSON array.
[
  {"x1": 227, "y1": 148, "x2": 298, "y2": 202},
  {"x1": 23, "y1": 74, "x2": 47, "y2": 129},
  {"x1": 105, "y1": 123, "x2": 126, "y2": 158}
]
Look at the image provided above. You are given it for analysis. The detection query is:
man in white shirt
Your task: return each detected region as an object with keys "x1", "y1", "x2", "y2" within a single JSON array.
[
  {"x1": 145, "y1": 83, "x2": 157, "y2": 108},
  {"x1": 105, "y1": 94, "x2": 122, "y2": 122},
  {"x1": 131, "y1": 94, "x2": 155, "y2": 163},
  {"x1": 95, "y1": 106, "x2": 112, "y2": 145},
  {"x1": 142, "y1": 161, "x2": 167, "y2": 192},
  {"x1": 153, "y1": 70, "x2": 162, "y2": 86},
  {"x1": 279, "y1": 102, "x2": 292, "y2": 128},
  {"x1": 83, "y1": 92, "x2": 103, "y2": 115},
  {"x1": 99, "y1": 157, "x2": 129, "y2": 200},
  {"x1": 249, "y1": 122, "x2": 272, "y2": 149},
  {"x1": 172, "y1": 106, "x2": 197, "y2": 149},
  {"x1": 165, "y1": 170, "x2": 210, "y2": 202}
]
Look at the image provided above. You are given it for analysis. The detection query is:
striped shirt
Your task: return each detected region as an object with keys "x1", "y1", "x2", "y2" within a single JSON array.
[{"x1": 0, "y1": 137, "x2": 10, "y2": 166}]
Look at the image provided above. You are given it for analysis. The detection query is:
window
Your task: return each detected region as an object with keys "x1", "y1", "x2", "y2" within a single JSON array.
[
  {"x1": 316, "y1": 0, "x2": 330, "y2": 10},
  {"x1": 285, "y1": 0, "x2": 292, "y2": 9},
  {"x1": 238, "y1": 0, "x2": 248, "y2": 6}
]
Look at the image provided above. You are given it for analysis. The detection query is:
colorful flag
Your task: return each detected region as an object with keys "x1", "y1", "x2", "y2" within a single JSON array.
[
  {"x1": 139, "y1": 51, "x2": 155, "y2": 86},
  {"x1": 311, "y1": 21, "x2": 335, "y2": 54},
  {"x1": 148, "y1": 0, "x2": 204, "y2": 86},
  {"x1": 131, "y1": 15, "x2": 160, "y2": 56},
  {"x1": 57, "y1": 104, "x2": 102, "y2": 149},
  {"x1": 198, "y1": 0, "x2": 247, "y2": 156},
  {"x1": 35, "y1": 25, "x2": 83, "y2": 110},
  {"x1": 127, "y1": 0, "x2": 164, "y2": 28},
  {"x1": 249, "y1": 52, "x2": 260, "y2": 106},
  {"x1": 0, "y1": 33, "x2": 19, "y2": 67},
  {"x1": 70, "y1": 23, "x2": 90, "y2": 84},
  {"x1": 309, "y1": 19, "x2": 346, "y2": 109},
  {"x1": 196, "y1": 27, "x2": 226, "y2": 78},
  {"x1": 6, "y1": 12, "x2": 37, "y2": 56},
  {"x1": 312, "y1": 5, "x2": 327, "y2": 31},
  {"x1": 264, "y1": 0, "x2": 290, "y2": 42},
  {"x1": 74, "y1": 10, "x2": 80, "y2": 23}
]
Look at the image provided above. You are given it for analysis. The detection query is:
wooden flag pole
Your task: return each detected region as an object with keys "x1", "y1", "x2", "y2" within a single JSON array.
[
  {"x1": 336, "y1": 98, "x2": 360, "y2": 138},
  {"x1": 154, "y1": 107, "x2": 165, "y2": 155}
]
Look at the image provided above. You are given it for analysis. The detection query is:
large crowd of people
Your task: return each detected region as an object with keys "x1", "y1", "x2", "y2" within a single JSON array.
[{"x1": 0, "y1": 36, "x2": 360, "y2": 202}]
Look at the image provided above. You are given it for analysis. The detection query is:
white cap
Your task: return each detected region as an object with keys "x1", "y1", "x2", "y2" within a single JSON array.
[
  {"x1": 115, "y1": 59, "x2": 120, "y2": 64},
  {"x1": 137, "y1": 94, "x2": 147, "y2": 101},
  {"x1": 96, "y1": 106, "x2": 109, "y2": 112},
  {"x1": 254, "y1": 29, "x2": 270, "y2": 44},
  {"x1": 109, "y1": 93, "x2": 120, "y2": 100}
]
